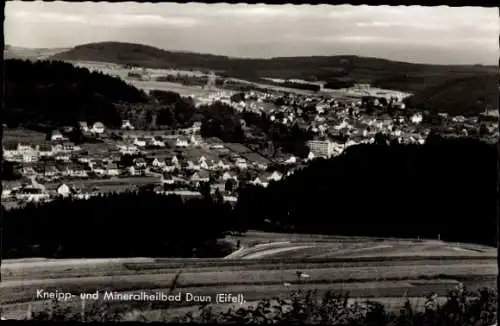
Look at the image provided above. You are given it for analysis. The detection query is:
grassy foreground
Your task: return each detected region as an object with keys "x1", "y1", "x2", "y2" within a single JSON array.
[{"x1": 24, "y1": 273, "x2": 497, "y2": 325}]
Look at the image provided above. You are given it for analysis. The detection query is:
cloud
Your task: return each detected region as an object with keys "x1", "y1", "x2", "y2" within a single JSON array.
[
  {"x1": 8, "y1": 8, "x2": 200, "y2": 27},
  {"x1": 4, "y1": 2, "x2": 499, "y2": 65},
  {"x1": 106, "y1": 14, "x2": 199, "y2": 27}
]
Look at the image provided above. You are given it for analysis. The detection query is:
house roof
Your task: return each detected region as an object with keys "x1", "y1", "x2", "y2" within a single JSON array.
[
  {"x1": 192, "y1": 170, "x2": 210, "y2": 180},
  {"x1": 58, "y1": 183, "x2": 70, "y2": 190}
]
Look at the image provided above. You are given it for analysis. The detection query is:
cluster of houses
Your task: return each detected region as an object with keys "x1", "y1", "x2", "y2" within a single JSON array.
[
  {"x1": 142, "y1": 153, "x2": 284, "y2": 188},
  {"x1": 3, "y1": 142, "x2": 82, "y2": 164},
  {"x1": 2, "y1": 116, "x2": 291, "y2": 206},
  {"x1": 2, "y1": 142, "x2": 287, "y2": 205},
  {"x1": 200, "y1": 90, "x2": 428, "y2": 159},
  {"x1": 78, "y1": 121, "x2": 106, "y2": 135},
  {"x1": 213, "y1": 89, "x2": 469, "y2": 159},
  {"x1": 6, "y1": 83, "x2": 493, "y2": 207}
]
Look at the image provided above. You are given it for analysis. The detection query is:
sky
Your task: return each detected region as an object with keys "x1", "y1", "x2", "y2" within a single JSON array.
[{"x1": 5, "y1": 2, "x2": 500, "y2": 65}]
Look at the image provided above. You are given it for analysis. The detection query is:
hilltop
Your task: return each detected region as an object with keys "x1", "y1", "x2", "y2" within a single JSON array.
[{"x1": 49, "y1": 42, "x2": 498, "y2": 116}]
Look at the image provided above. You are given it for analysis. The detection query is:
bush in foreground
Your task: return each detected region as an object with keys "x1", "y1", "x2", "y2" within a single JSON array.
[{"x1": 27, "y1": 286, "x2": 497, "y2": 325}]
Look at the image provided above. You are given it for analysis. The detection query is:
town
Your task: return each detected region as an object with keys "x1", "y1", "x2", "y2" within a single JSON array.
[{"x1": 3, "y1": 69, "x2": 498, "y2": 209}]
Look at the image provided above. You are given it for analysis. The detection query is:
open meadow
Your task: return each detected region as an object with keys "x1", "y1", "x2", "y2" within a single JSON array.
[
  {"x1": 3, "y1": 128, "x2": 47, "y2": 145},
  {"x1": 1, "y1": 231, "x2": 496, "y2": 320}
]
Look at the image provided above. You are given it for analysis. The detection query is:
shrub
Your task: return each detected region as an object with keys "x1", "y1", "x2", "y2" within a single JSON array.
[{"x1": 25, "y1": 286, "x2": 497, "y2": 325}]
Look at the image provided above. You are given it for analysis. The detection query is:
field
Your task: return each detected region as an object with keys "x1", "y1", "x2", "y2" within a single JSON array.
[
  {"x1": 3, "y1": 128, "x2": 47, "y2": 145},
  {"x1": 128, "y1": 80, "x2": 213, "y2": 97},
  {"x1": 44, "y1": 176, "x2": 161, "y2": 193},
  {"x1": 1, "y1": 231, "x2": 496, "y2": 320},
  {"x1": 223, "y1": 143, "x2": 271, "y2": 164}
]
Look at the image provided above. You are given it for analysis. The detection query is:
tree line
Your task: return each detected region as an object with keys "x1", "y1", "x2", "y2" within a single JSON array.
[
  {"x1": 235, "y1": 135, "x2": 497, "y2": 247},
  {"x1": 2, "y1": 189, "x2": 246, "y2": 259},
  {"x1": 5, "y1": 59, "x2": 149, "y2": 129}
]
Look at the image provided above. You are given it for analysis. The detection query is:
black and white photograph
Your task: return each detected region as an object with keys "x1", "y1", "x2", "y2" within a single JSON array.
[{"x1": 2, "y1": 2, "x2": 499, "y2": 324}]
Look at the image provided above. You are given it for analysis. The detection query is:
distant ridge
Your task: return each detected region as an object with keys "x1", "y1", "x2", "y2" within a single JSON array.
[
  {"x1": 50, "y1": 41, "x2": 497, "y2": 69},
  {"x1": 49, "y1": 42, "x2": 497, "y2": 82},
  {"x1": 49, "y1": 41, "x2": 497, "y2": 116},
  {"x1": 5, "y1": 45, "x2": 70, "y2": 60}
]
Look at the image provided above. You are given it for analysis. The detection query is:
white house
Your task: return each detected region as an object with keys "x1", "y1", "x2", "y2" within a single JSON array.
[
  {"x1": 134, "y1": 158, "x2": 147, "y2": 168},
  {"x1": 44, "y1": 166, "x2": 60, "y2": 177},
  {"x1": 209, "y1": 144, "x2": 225, "y2": 149},
  {"x1": 162, "y1": 165, "x2": 176, "y2": 173},
  {"x1": 37, "y1": 144, "x2": 53, "y2": 157},
  {"x1": 133, "y1": 138, "x2": 147, "y2": 147},
  {"x1": 51, "y1": 130, "x2": 65, "y2": 141},
  {"x1": 235, "y1": 158, "x2": 248, "y2": 170},
  {"x1": 255, "y1": 163, "x2": 268, "y2": 170},
  {"x1": 133, "y1": 138, "x2": 146, "y2": 147},
  {"x1": 121, "y1": 120, "x2": 135, "y2": 130},
  {"x1": 190, "y1": 171, "x2": 210, "y2": 184},
  {"x1": 222, "y1": 172, "x2": 237, "y2": 181},
  {"x1": 171, "y1": 156, "x2": 180, "y2": 166},
  {"x1": 78, "y1": 121, "x2": 89, "y2": 132},
  {"x1": 267, "y1": 171, "x2": 283, "y2": 182},
  {"x1": 2, "y1": 189, "x2": 12, "y2": 199},
  {"x1": 106, "y1": 163, "x2": 120, "y2": 177},
  {"x1": 128, "y1": 166, "x2": 143, "y2": 176},
  {"x1": 176, "y1": 138, "x2": 189, "y2": 148},
  {"x1": 150, "y1": 138, "x2": 165, "y2": 147},
  {"x1": 214, "y1": 160, "x2": 230, "y2": 171},
  {"x1": 57, "y1": 184, "x2": 71, "y2": 197},
  {"x1": 119, "y1": 144, "x2": 139, "y2": 155},
  {"x1": 191, "y1": 121, "x2": 202, "y2": 134},
  {"x1": 410, "y1": 113, "x2": 423, "y2": 124},
  {"x1": 55, "y1": 155, "x2": 71, "y2": 162},
  {"x1": 152, "y1": 158, "x2": 166, "y2": 168},
  {"x1": 190, "y1": 135, "x2": 201, "y2": 146},
  {"x1": 22, "y1": 149, "x2": 39, "y2": 163},
  {"x1": 251, "y1": 177, "x2": 269, "y2": 188},
  {"x1": 91, "y1": 163, "x2": 107, "y2": 176},
  {"x1": 91, "y1": 122, "x2": 105, "y2": 134},
  {"x1": 199, "y1": 160, "x2": 209, "y2": 170},
  {"x1": 161, "y1": 174, "x2": 175, "y2": 185}
]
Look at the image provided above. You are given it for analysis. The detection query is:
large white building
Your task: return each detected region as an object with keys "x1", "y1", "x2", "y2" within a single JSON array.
[{"x1": 307, "y1": 140, "x2": 338, "y2": 158}]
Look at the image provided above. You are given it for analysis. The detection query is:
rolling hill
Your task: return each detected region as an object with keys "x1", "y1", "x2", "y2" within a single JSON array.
[
  {"x1": 4, "y1": 59, "x2": 149, "y2": 129},
  {"x1": 49, "y1": 41, "x2": 498, "y2": 116}
]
